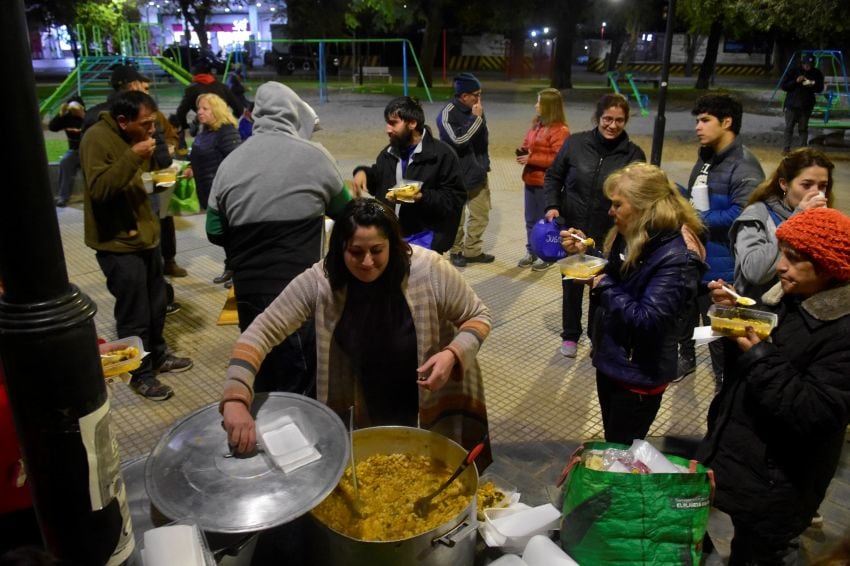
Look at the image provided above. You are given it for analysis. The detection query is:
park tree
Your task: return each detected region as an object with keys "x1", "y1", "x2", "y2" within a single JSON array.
[
  {"x1": 25, "y1": 0, "x2": 138, "y2": 58},
  {"x1": 345, "y1": 0, "x2": 446, "y2": 88}
]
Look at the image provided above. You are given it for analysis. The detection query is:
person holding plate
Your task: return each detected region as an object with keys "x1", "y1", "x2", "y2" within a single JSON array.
[
  {"x1": 351, "y1": 96, "x2": 465, "y2": 254},
  {"x1": 699, "y1": 207, "x2": 850, "y2": 564},
  {"x1": 561, "y1": 163, "x2": 704, "y2": 444}
]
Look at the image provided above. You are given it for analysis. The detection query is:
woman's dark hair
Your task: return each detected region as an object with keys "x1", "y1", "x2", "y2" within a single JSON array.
[
  {"x1": 324, "y1": 199, "x2": 412, "y2": 290},
  {"x1": 592, "y1": 93, "x2": 630, "y2": 125},
  {"x1": 747, "y1": 147, "x2": 835, "y2": 207}
]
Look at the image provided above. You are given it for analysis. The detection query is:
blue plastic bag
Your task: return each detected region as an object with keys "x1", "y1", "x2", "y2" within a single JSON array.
[
  {"x1": 405, "y1": 230, "x2": 434, "y2": 250},
  {"x1": 530, "y1": 219, "x2": 567, "y2": 262}
]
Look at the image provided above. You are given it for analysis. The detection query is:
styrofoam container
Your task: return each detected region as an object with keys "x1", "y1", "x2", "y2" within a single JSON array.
[{"x1": 99, "y1": 336, "x2": 145, "y2": 378}]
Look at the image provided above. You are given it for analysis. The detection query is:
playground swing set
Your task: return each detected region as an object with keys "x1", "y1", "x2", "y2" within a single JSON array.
[{"x1": 38, "y1": 25, "x2": 431, "y2": 119}]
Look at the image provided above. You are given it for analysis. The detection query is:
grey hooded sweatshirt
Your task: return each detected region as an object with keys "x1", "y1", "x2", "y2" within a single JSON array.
[{"x1": 206, "y1": 81, "x2": 350, "y2": 295}]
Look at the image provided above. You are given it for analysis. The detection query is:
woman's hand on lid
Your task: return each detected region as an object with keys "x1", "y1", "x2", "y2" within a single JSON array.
[
  {"x1": 416, "y1": 350, "x2": 457, "y2": 391},
  {"x1": 222, "y1": 401, "x2": 256, "y2": 454}
]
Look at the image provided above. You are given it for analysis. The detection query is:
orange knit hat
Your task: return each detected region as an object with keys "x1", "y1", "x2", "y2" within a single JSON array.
[{"x1": 776, "y1": 208, "x2": 850, "y2": 282}]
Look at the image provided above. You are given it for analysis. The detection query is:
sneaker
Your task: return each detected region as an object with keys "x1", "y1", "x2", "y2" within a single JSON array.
[
  {"x1": 55, "y1": 198, "x2": 68, "y2": 208},
  {"x1": 811, "y1": 512, "x2": 824, "y2": 527},
  {"x1": 131, "y1": 377, "x2": 173, "y2": 401},
  {"x1": 224, "y1": 280, "x2": 233, "y2": 289},
  {"x1": 165, "y1": 302, "x2": 181, "y2": 316},
  {"x1": 213, "y1": 270, "x2": 234, "y2": 284},
  {"x1": 465, "y1": 253, "x2": 495, "y2": 264},
  {"x1": 158, "y1": 354, "x2": 193, "y2": 373},
  {"x1": 518, "y1": 252, "x2": 536, "y2": 268},
  {"x1": 674, "y1": 353, "x2": 696, "y2": 381},
  {"x1": 560, "y1": 340, "x2": 578, "y2": 358},
  {"x1": 164, "y1": 260, "x2": 188, "y2": 277},
  {"x1": 531, "y1": 259, "x2": 553, "y2": 271},
  {"x1": 450, "y1": 253, "x2": 467, "y2": 268}
]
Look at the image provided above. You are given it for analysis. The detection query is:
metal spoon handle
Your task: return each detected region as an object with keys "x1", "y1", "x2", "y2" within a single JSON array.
[{"x1": 349, "y1": 407, "x2": 359, "y2": 496}]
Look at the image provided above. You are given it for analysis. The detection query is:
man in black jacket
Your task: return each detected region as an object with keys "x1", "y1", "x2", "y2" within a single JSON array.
[
  {"x1": 352, "y1": 97, "x2": 465, "y2": 254},
  {"x1": 781, "y1": 53, "x2": 824, "y2": 153}
]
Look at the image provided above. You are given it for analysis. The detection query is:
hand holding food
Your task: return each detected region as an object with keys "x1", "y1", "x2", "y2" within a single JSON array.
[
  {"x1": 560, "y1": 228, "x2": 592, "y2": 254},
  {"x1": 132, "y1": 137, "x2": 156, "y2": 159},
  {"x1": 388, "y1": 183, "x2": 421, "y2": 202},
  {"x1": 707, "y1": 279, "x2": 737, "y2": 307},
  {"x1": 351, "y1": 171, "x2": 369, "y2": 197},
  {"x1": 799, "y1": 189, "x2": 828, "y2": 210},
  {"x1": 735, "y1": 325, "x2": 763, "y2": 352}
]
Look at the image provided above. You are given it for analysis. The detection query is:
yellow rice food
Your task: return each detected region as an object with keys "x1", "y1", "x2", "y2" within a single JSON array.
[
  {"x1": 311, "y1": 452, "x2": 472, "y2": 541},
  {"x1": 710, "y1": 317, "x2": 773, "y2": 339}
]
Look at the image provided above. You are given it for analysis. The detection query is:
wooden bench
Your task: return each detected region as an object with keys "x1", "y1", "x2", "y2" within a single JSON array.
[{"x1": 353, "y1": 66, "x2": 392, "y2": 84}]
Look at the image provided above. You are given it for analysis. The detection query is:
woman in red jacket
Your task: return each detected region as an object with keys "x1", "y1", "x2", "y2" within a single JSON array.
[{"x1": 516, "y1": 88, "x2": 570, "y2": 270}]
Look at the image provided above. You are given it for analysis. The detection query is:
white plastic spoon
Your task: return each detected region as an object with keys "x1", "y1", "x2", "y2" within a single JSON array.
[{"x1": 721, "y1": 284, "x2": 756, "y2": 306}]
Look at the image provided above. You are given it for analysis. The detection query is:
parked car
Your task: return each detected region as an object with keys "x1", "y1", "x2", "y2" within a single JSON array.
[
  {"x1": 264, "y1": 44, "x2": 318, "y2": 75},
  {"x1": 163, "y1": 46, "x2": 227, "y2": 75}
]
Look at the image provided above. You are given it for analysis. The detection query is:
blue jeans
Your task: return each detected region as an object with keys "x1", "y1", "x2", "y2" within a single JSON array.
[
  {"x1": 95, "y1": 248, "x2": 168, "y2": 383},
  {"x1": 523, "y1": 184, "x2": 548, "y2": 253},
  {"x1": 57, "y1": 148, "x2": 80, "y2": 202},
  {"x1": 236, "y1": 292, "x2": 317, "y2": 397}
]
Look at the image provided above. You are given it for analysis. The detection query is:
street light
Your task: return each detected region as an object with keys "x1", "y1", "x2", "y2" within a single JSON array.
[{"x1": 601, "y1": 22, "x2": 607, "y2": 40}]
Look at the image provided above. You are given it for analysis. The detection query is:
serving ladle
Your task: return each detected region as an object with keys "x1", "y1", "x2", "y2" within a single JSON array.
[
  {"x1": 413, "y1": 435, "x2": 488, "y2": 518},
  {"x1": 348, "y1": 407, "x2": 366, "y2": 518},
  {"x1": 720, "y1": 284, "x2": 756, "y2": 307}
]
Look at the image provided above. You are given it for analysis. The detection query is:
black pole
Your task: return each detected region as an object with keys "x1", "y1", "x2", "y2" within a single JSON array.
[
  {"x1": 0, "y1": 1, "x2": 134, "y2": 564},
  {"x1": 650, "y1": 0, "x2": 676, "y2": 166}
]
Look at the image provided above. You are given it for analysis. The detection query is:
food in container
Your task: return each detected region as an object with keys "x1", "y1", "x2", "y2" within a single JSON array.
[
  {"x1": 99, "y1": 335, "x2": 144, "y2": 377},
  {"x1": 557, "y1": 254, "x2": 608, "y2": 280},
  {"x1": 152, "y1": 168, "x2": 178, "y2": 185},
  {"x1": 476, "y1": 474, "x2": 516, "y2": 521},
  {"x1": 708, "y1": 304, "x2": 777, "y2": 339},
  {"x1": 311, "y1": 451, "x2": 472, "y2": 541},
  {"x1": 388, "y1": 180, "x2": 423, "y2": 203}
]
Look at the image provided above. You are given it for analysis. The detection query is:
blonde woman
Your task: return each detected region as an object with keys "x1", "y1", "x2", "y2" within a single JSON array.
[
  {"x1": 516, "y1": 88, "x2": 570, "y2": 269},
  {"x1": 562, "y1": 163, "x2": 705, "y2": 443},
  {"x1": 188, "y1": 92, "x2": 242, "y2": 210}
]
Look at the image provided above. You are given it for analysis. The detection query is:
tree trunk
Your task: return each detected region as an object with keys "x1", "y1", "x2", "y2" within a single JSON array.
[
  {"x1": 507, "y1": 27, "x2": 525, "y2": 80},
  {"x1": 695, "y1": 20, "x2": 722, "y2": 89},
  {"x1": 417, "y1": 1, "x2": 445, "y2": 88},
  {"x1": 684, "y1": 33, "x2": 700, "y2": 77},
  {"x1": 550, "y1": 3, "x2": 577, "y2": 89},
  {"x1": 607, "y1": 36, "x2": 625, "y2": 72}
]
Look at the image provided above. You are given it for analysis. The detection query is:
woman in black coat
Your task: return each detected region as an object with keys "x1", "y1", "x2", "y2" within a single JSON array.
[
  {"x1": 543, "y1": 94, "x2": 645, "y2": 358},
  {"x1": 698, "y1": 207, "x2": 850, "y2": 564}
]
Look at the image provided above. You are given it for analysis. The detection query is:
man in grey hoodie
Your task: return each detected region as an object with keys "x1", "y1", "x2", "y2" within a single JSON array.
[{"x1": 207, "y1": 81, "x2": 351, "y2": 396}]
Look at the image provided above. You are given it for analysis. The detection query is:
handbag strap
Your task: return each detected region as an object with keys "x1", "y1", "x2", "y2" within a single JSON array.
[{"x1": 556, "y1": 444, "x2": 585, "y2": 487}]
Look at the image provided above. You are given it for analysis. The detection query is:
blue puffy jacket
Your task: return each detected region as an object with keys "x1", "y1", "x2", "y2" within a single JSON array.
[
  {"x1": 591, "y1": 230, "x2": 703, "y2": 388},
  {"x1": 685, "y1": 138, "x2": 764, "y2": 284}
]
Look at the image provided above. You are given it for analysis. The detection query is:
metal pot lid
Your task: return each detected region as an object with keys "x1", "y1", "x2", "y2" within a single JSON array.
[{"x1": 145, "y1": 392, "x2": 349, "y2": 534}]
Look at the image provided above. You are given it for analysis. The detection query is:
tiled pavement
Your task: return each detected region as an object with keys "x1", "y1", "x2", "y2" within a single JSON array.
[{"x1": 47, "y1": 87, "x2": 850, "y2": 562}]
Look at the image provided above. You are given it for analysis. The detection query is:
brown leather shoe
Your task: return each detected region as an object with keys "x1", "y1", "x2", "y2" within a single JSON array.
[{"x1": 164, "y1": 260, "x2": 188, "y2": 277}]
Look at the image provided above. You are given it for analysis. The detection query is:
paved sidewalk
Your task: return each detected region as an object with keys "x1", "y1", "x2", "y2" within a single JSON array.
[{"x1": 48, "y1": 83, "x2": 850, "y2": 563}]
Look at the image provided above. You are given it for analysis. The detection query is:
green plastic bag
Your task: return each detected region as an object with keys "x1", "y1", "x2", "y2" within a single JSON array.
[
  {"x1": 168, "y1": 174, "x2": 200, "y2": 216},
  {"x1": 558, "y1": 441, "x2": 713, "y2": 565}
]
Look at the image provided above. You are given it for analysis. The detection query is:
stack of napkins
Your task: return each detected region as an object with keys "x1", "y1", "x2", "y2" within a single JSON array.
[
  {"x1": 479, "y1": 503, "x2": 562, "y2": 553},
  {"x1": 258, "y1": 414, "x2": 321, "y2": 473},
  {"x1": 142, "y1": 524, "x2": 208, "y2": 566},
  {"x1": 489, "y1": 535, "x2": 578, "y2": 565}
]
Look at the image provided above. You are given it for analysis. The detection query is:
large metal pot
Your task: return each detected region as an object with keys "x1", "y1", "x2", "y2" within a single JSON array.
[{"x1": 307, "y1": 426, "x2": 478, "y2": 566}]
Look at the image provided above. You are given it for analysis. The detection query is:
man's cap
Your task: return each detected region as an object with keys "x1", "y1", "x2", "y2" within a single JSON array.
[
  {"x1": 802, "y1": 54, "x2": 815, "y2": 65},
  {"x1": 110, "y1": 64, "x2": 151, "y2": 89},
  {"x1": 454, "y1": 72, "x2": 481, "y2": 95}
]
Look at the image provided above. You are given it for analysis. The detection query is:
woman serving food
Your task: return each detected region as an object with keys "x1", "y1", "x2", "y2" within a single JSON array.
[{"x1": 221, "y1": 199, "x2": 491, "y2": 466}]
